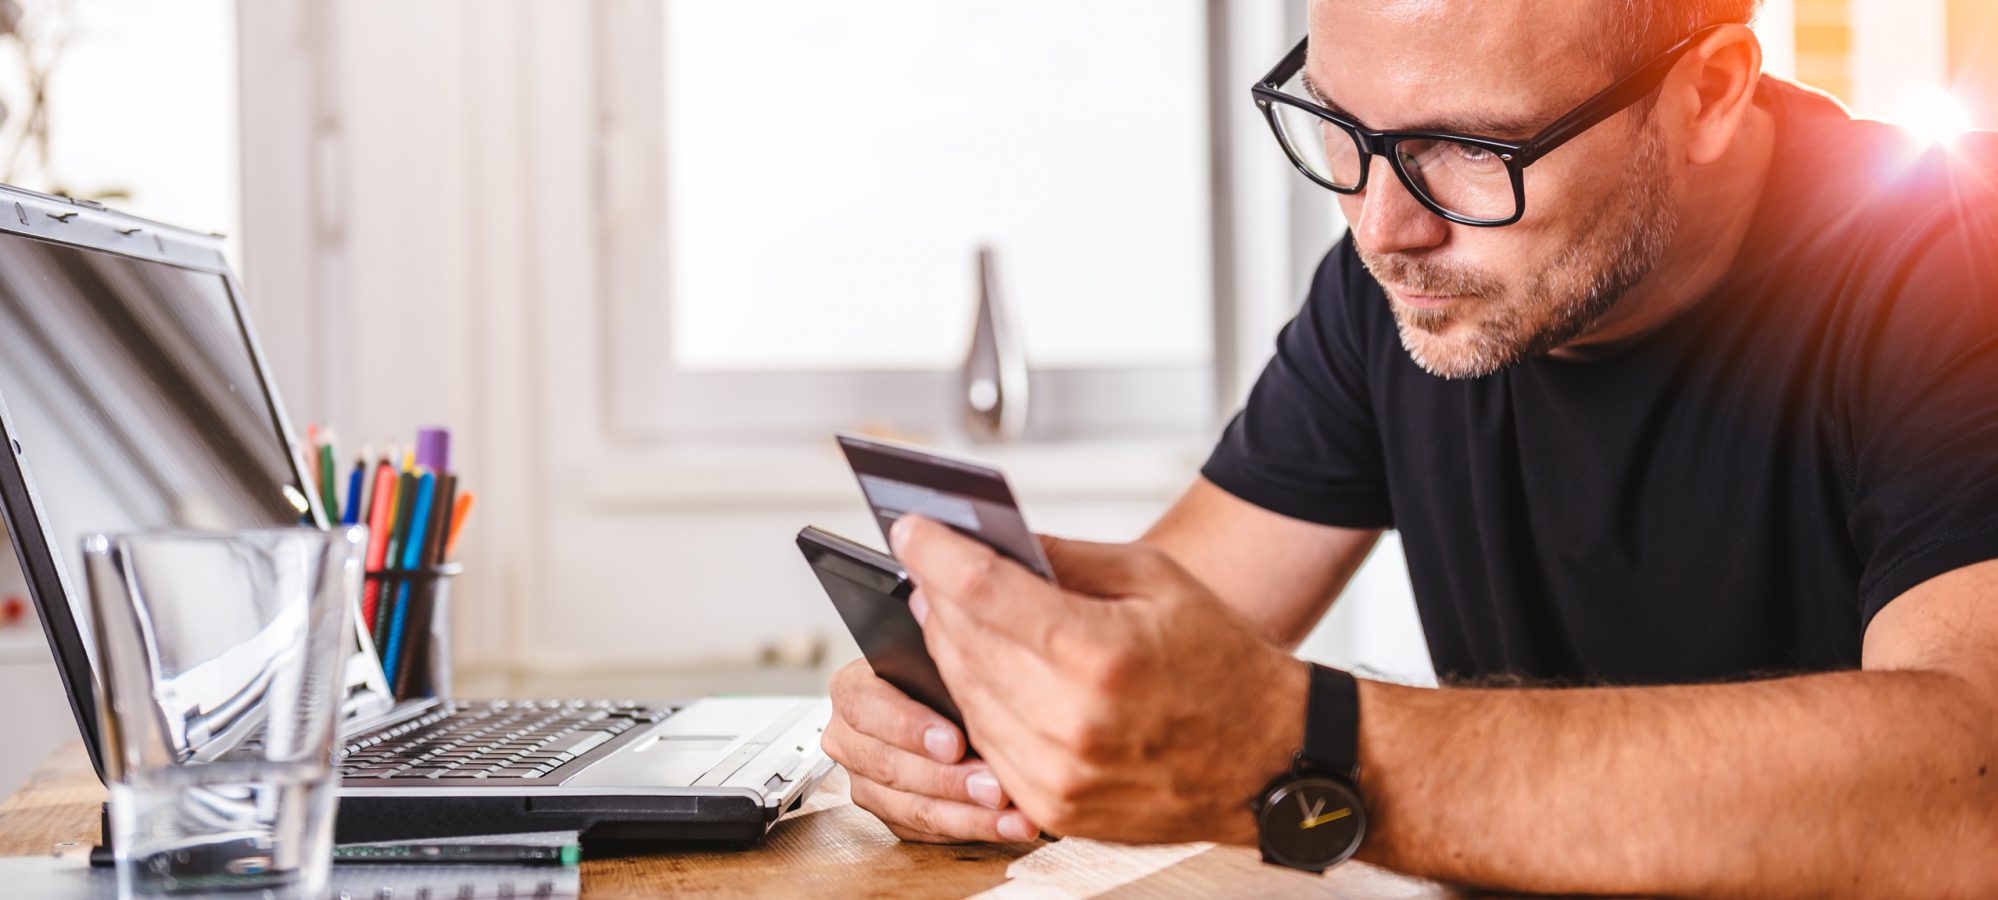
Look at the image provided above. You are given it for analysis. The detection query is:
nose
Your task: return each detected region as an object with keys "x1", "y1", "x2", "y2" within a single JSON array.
[{"x1": 1346, "y1": 155, "x2": 1450, "y2": 256}]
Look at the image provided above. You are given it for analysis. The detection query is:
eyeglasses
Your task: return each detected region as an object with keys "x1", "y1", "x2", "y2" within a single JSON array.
[{"x1": 1251, "y1": 25, "x2": 1727, "y2": 227}]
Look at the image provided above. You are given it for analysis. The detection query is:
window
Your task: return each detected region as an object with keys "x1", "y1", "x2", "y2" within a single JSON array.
[
  {"x1": 596, "y1": 1, "x2": 1225, "y2": 443},
  {"x1": 0, "y1": 0, "x2": 239, "y2": 265}
]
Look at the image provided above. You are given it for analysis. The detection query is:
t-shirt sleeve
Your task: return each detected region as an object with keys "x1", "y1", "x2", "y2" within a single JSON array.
[
  {"x1": 1201, "y1": 239, "x2": 1394, "y2": 529},
  {"x1": 1844, "y1": 142, "x2": 1998, "y2": 628}
]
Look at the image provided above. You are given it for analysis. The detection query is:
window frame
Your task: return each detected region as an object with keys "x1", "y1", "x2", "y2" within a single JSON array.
[{"x1": 590, "y1": 0, "x2": 1243, "y2": 445}]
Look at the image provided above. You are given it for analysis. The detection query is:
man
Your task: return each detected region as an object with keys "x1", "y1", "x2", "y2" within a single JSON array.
[{"x1": 824, "y1": 0, "x2": 1998, "y2": 893}]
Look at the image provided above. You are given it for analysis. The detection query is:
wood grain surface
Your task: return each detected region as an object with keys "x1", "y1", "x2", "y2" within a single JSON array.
[{"x1": 0, "y1": 743, "x2": 1455, "y2": 898}]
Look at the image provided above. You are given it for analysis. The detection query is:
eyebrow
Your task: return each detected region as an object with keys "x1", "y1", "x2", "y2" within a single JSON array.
[{"x1": 1299, "y1": 72, "x2": 1550, "y2": 140}]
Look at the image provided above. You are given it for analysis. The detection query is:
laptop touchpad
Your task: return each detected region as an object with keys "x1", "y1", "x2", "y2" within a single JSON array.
[
  {"x1": 640, "y1": 736, "x2": 732, "y2": 753},
  {"x1": 564, "y1": 698, "x2": 803, "y2": 788}
]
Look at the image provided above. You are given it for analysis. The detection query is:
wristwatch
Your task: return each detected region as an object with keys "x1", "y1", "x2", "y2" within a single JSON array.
[{"x1": 1254, "y1": 664, "x2": 1367, "y2": 873}]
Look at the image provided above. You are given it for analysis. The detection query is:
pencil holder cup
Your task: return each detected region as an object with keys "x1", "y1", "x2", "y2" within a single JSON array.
[{"x1": 362, "y1": 564, "x2": 462, "y2": 701}]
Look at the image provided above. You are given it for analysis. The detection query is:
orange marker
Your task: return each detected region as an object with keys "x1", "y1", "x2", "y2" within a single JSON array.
[
  {"x1": 443, "y1": 492, "x2": 476, "y2": 560},
  {"x1": 359, "y1": 463, "x2": 400, "y2": 629}
]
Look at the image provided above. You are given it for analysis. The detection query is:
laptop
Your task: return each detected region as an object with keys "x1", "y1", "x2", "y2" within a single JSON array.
[{"x1": 0, "y1": 183, "x2": 833, "y2": 845}]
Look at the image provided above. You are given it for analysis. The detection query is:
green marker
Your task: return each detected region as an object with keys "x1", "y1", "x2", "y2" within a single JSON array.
[{"x1": 317, "y1": 440, "x2": 339, "y2": 523}]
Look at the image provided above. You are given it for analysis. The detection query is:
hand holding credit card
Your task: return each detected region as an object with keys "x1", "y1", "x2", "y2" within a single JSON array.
[{"x1": 836, "y1": 433, "x2": 1055, "y2": 581}]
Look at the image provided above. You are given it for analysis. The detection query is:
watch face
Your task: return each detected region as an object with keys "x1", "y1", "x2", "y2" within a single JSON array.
[{"x1": 1259, "y1": 777, "x2": 1365, "y2": 871}]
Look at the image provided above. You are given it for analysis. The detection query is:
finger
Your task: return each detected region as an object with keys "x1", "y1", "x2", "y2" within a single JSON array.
[
  {"x1": 822, "y1": 716, "x2": 1013, "y2": 809},
  {"x1": 850, "y1": 776, "x2": 1040, "y2": 844},
  {"x1": 1038, "y1": 535, "x2": 1172, "y2": 598},
  {"x1": 890, "y1": 516, "x2": 1044, "y2": 614},
  {"x1": 895, "y1": 516, "x2": 1098, "y2": 643},
  {"x1": 919, "y1": 605, "x2": 1073, "y2": 786},
  {"x1": 831, "y1": 658, "x2": 967, "y2": 763}
]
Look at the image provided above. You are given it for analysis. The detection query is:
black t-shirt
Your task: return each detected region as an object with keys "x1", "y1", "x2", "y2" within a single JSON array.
[{"x1": 1202, "y1": 78, "x2": 1998, "y2": 685}]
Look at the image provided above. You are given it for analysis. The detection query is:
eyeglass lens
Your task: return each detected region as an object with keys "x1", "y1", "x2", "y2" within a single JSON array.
[
  {"x1": 1270, "y1": 101, "x2": 1366, "y2": 189},
  {"x1": 1269, "y1": 73, "x2": 1520, "y2": 221},
  {"x1": 1391, "y1": 139, "x2": 1516, "y2": 221}
]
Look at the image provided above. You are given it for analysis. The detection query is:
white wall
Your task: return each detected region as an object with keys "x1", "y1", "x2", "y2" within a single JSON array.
[
  {"x1": 0, "y1": 553, "x2": 74, "y2": 795},
  {"x1": 231, "y1": 0, "x2": 1435, "y2": 698}
]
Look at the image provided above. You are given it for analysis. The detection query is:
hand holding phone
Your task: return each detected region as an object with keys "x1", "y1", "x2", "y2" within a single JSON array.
[{"x1": 797, "y1": 526, "x2": 963, "y2": 726}]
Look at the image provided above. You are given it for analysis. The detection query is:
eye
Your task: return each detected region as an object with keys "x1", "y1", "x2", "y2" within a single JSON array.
[{"x1": 1452, "y1": 143, "x2": 1497, "y2": 163}]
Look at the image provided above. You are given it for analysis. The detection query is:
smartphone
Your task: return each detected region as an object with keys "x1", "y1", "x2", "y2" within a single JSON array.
[
  {"x1": 835, "y1": 432, "x2": 1054, "y2": 581},
  {"x1": 797, "y1": 525, "x2": 964, "y2": 727}
]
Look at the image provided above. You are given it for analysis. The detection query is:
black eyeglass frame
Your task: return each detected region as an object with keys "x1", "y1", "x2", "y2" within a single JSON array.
[{"x1": 1251, "y1": 24, "x2": 1730, "y2": 227}]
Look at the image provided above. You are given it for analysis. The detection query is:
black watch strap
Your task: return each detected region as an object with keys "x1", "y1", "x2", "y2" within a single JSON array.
[{"x1": 1302, "y1": 664, "x2": 1360, "y2": 780}]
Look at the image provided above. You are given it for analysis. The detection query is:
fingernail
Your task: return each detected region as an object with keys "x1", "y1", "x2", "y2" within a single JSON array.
[
  {"x1": 890, "y1": 515, "x2": 915, "y2": 553},
  {"x1": 908, "y1": 589, "x2": 930, "y2": 626},
  {"x1": 997, "y1": 812, "x2": 1035, "y2": 842},
  {"x1": 965, "y1": 771, "x2": 1004, "y2": 809},
  {"x1": 922, "y1": 726, "x2": 958, "y2": 762}
]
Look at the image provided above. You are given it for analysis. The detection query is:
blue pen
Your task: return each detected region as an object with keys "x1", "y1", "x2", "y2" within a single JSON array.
[
  {"x1": 381, "y1": 471, "x2": 437, "y2": 687},
  {"x1": 342, "y1": 463, "x2": 365, "y2": 526}
]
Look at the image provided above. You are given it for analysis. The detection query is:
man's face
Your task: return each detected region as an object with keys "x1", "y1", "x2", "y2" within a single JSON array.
[{"x1": 1310, "y1": 0, "x2": 1684, "y2": 378}]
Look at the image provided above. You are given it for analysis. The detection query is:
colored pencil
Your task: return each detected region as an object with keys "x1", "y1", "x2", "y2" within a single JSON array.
[
  {"x1": 444, "y1": 492, "x2": 476, "y2": 560},
  {"x1": 382, "y1": 472, "x2": 437, "y2": 687}
]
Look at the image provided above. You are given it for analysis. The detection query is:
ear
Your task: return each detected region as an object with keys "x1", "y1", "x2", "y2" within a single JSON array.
[{"x1": 1674, "y1": 24, "x2": 1764, "y2": 166}]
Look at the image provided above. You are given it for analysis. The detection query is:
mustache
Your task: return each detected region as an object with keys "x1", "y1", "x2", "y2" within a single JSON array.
[{"x1": 1357, "y1": 250, "x2": 1506, "y2": 301}]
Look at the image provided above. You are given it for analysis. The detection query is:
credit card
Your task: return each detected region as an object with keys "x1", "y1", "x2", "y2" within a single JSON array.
[{"x1": 835, "y1": 433, "x2": 1055, "y2": 581}]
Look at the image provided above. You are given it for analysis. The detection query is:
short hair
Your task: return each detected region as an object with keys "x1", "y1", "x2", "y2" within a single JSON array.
[{"x1": 1601, "y1": 0, "x2": 1762, "y2": 74}]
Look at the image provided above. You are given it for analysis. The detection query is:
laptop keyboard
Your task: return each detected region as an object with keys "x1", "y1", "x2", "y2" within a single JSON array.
[{"x1": 338, "y1": 699, "x2": 673, "y2": 781}]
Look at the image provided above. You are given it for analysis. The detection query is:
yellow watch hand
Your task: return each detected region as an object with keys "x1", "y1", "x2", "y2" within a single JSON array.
[{"x1": 1299, "y1": 807, "x2": 1353, "y2": 830}]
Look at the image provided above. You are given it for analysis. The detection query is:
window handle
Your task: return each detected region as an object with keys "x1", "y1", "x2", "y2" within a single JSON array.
[{"x1": 961, "y1": 246, "x2": 1030, "y2": 443}]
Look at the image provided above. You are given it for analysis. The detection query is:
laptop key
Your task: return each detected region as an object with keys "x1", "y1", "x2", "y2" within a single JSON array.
[
  {"x1": 549, "y1": 731, "x2": 615, "y2": 757},
  {"x1": 490, "y1": 768, "x2": 544, "y2": 779}
]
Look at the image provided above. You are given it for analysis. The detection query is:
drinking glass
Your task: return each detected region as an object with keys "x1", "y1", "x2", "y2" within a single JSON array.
[{"x1": 84, "y1": 527, "x2": 363, "y2": 898}]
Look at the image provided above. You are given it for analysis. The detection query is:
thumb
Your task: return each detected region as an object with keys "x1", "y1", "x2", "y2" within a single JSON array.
[{"x1": 1037, "y1": 534, "x2": 1169, "y2": 599}]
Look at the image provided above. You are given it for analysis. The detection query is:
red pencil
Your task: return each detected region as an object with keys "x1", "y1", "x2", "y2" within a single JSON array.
[{"x1": 359, "y1": 462, "x2": 399, "y2": 631}]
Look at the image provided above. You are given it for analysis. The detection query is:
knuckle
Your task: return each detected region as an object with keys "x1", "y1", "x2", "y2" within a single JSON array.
[
  {"x1": 1031, "y1": 775, "x2": 1091, "y2": 836},
  {"x1": 954, "y1": 551, "x2": 1003, "y2": 603},
  {"x1": 828, "y1": 660, "x2": 870, "y2": 708},
  {"x1": 848, "y1": 775, "x2": 887, "y2": 814},
  {"x1": 830, "y1": 734, "x2": 890, "y2": 783},
  {"x1": 869, "y1": 752, "x2": 928, "y2": 796},
  {"x1": 1050, "y1": 702, "x2": 1121, "y2": 766},
  {"x1": 1079, "y1": 644, "x2": 1140, "y2": 696},
  {"x1": 900, "y1": 798, "x2": 943, "y2": 836},
  {"x1": 819, "y1": 721, "x2": 848, "y2": 761},
  {"x1": 1072, "y1": 720, "x2": 1121, "y2": 766}
]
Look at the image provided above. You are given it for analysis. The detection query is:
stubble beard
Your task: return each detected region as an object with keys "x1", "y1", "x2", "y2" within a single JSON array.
[{"x1": 1359, "y1": 123, "x2": 1682, "y2": 380}]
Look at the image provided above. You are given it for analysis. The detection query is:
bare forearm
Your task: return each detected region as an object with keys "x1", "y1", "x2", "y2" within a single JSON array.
[
  {"x1": 1139, "y1": 479, "x2": 1380, "y2": 649},
  {"x1": 1354, "y1": 671, "x2": 1998, "y2": 896}
]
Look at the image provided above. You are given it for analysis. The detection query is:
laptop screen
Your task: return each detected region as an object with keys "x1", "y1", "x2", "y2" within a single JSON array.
[{"x1": 0, "y1": 226, "x2": 393, "y2": 758}]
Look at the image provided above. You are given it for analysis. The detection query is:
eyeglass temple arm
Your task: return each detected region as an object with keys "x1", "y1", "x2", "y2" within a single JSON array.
[
  {"x1": 1257, "y1": 37, "x2": 1310, "y2": 92},
  {"x1": 1518, "y1": 24, "x2": 1728, "y2": 164}
]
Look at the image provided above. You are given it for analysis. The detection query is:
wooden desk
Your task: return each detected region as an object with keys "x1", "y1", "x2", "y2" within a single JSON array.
[{"x1": 0, "y1": 744, "x2": 1453, "y2": 898}]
